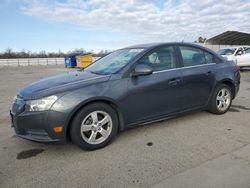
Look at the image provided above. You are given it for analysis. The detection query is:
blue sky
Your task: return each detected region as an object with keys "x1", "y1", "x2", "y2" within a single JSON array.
[{"x1": 0, "y1": 0, "x2": 249, "y2": 53}]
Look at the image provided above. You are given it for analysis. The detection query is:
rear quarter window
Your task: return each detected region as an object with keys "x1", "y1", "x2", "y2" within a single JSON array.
[{"x1": 204, "y1": 51, "x2": 221, "y2": 64}]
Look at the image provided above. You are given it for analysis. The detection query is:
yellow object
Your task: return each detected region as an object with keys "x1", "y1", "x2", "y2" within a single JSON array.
[
  {"x1": 53, "y1": 126, "x2": 63, "y2": 133},
  {"x1": 76, "y1": 54, "x2": 93, "y2": 68}
]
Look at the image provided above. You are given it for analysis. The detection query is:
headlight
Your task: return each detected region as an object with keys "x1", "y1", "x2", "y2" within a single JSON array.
[
  {"x1": 25, "y1": 95, "x2": 58, "y2": 112},
  {"x1": 13, "y1": 96, "x2": 17, "y2": 103}
]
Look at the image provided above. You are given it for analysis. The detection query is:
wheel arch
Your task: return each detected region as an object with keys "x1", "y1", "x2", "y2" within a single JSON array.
[
  {"x1": 65, "y1": 97, "x2": 125, "y2": 141},
  {"x1": 216, "y1": 79, "x2": 236, "y2": 99}
]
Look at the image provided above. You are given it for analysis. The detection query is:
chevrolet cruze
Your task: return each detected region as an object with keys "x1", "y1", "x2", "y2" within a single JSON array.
[{"x1": 10, "y1": 43, "x2": 241, "y2": 150}]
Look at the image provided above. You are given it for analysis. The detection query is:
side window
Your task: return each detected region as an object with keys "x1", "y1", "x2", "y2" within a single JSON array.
[
  {"x1": 140, "y1": 46, "x2": 177, "y2": 71},
  {"x1": 245, "y1": 48, "x2": 250, "y2": 54},
  {"x1": 179, "y1": 46, "x2": 206, "y2": 67}
]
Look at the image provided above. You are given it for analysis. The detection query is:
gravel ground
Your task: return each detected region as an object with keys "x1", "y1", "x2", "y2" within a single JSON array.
[{"x1": 0, "y1": 65, "x2": 250, "y2": 188}]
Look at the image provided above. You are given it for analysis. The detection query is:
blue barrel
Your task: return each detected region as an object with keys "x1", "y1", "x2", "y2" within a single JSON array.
[{"x1": 64, "y1": 55, "x2": 77, "y2": 68}]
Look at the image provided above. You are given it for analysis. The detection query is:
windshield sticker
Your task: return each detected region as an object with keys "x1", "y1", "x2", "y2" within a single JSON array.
[{"x1": 129, "y1": 49, "x2": 144, "y2": 53}]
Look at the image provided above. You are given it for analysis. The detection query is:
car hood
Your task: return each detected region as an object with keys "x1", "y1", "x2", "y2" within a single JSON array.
[{"x1": 18, "y1": 70, "x2": 110, "y2": 100}]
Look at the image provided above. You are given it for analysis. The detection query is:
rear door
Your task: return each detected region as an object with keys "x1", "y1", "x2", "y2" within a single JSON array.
[
  {"x1": 127, "y1": 46, "x2": 182, "y2": 124},
  {"x1": 177, "y1": 45, "x2": 217, "y2": 110}
]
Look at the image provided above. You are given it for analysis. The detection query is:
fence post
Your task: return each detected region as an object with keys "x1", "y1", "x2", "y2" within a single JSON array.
[
  {"x1": 38, "y1": 58, "x2": 39, "y2": 65},
  {"x1": 18, "y1": 59, "x2": 20, "y2": 66},
  {"x1": 47, "y1": 59, "x2": 49, "y2": 65},
  {"x1": 55, "y1": 58, "x2": 57, "y2": 65}
]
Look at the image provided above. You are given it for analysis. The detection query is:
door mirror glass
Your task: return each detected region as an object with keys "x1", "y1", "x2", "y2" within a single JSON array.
[{"x1": 132, "y1": 64, "x2": 153, "y2": 76}]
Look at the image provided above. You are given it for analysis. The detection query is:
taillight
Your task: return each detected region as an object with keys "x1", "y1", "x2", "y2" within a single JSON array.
[{"x1": 236, "y1": 64, "x2": 240, "y2": 72}]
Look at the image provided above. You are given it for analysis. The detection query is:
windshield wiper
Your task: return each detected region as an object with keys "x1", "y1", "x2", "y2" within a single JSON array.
[{"x1": 90, "y1": 71, "x2": 103, "y2": 75}]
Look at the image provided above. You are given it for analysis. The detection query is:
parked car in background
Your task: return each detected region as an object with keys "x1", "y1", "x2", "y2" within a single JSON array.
[
  {"x1": 217, "y1": 46, "x2": 250, "y2": 68},
  {"x1": 234, "y1": 47, "x2": 250, "y2": 68},
  {"x1": 11, "y1": 43, "x2": 241, "y2": 150}
]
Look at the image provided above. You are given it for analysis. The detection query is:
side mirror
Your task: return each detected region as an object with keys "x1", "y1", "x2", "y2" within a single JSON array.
[
  {"x1": 236, "y1": 51, "x2": 243, "y2": 56},
  {"x1": 132, "y1": 64, "x2": 153, "y2": 77}
]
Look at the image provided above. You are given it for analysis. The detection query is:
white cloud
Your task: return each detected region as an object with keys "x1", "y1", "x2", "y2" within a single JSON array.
[{"x1": 20, "y1": 0, "x2": 250, "y2": 44}]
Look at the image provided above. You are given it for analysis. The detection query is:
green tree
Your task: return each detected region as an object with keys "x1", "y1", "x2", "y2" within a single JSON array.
[{"x1": 195, "y1": 36, "x2": 207, "y2": 43}]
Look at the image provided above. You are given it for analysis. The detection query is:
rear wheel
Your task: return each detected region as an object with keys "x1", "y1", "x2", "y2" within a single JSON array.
[
  {"x1": 70, "y1": 102, "x2": 118, "y2": 150},
  {"x1": 208, "y1": 84, "x2": 232, "y2": 114}
]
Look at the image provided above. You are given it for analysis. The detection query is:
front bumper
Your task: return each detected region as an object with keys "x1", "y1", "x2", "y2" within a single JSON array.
[{"x1": 10, "y1": 98, "x2": 68, "y2": 142}]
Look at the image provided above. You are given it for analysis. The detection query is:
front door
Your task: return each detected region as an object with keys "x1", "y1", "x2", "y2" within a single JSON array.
[{"x1": 127, "y1": 46, "x2": 182, "y2": 124}]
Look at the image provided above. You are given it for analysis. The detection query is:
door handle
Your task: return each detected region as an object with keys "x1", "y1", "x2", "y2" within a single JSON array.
[
  {"x1": 206, "y1": 71, "x2": 212, "y2": 77},
  {"x1": 168, "y1": 78, "x2": 181, "y2": 85}
]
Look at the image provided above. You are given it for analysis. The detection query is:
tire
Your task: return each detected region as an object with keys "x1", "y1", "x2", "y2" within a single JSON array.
[
  {"x1": 208, "y1": 84, "x2": 232, "y2": 114},
  {"x1": 70, "y1": 102, "x2": 118, "y2": 150}
]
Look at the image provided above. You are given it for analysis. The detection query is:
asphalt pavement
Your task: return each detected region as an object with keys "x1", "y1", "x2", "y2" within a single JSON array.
[{"x1": 0, "y1": 65, "x2": 250, "y2": 188}]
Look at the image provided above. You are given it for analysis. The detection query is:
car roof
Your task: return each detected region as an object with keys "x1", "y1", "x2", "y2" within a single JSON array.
[
  {"x1": 124, "y1": 42, "x2": 206, "y2": 49},
  {"x1": 123, "y1": 42, "x2": 221, "y2": 57}
]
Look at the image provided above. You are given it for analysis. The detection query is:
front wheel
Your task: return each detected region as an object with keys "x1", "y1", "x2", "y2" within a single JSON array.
[
  {"x1": 208, "y1": 84, "x2": 232, "y2": 114},
  {"x1": 70, "y1": 102, "x2": 118, "y2": 150}
]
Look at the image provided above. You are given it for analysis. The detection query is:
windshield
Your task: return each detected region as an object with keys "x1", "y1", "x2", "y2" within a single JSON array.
[
  {"x1": 85, "y1": 48, "x2": 144, "y2": 75},
  {"x1": 217, "y1": 48, "x2": 236, "y2": 56}
]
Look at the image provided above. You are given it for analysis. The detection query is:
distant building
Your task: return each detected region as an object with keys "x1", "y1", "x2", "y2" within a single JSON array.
[{"x1": 198, "y1": 31, "x2": 250, "y2": 51}]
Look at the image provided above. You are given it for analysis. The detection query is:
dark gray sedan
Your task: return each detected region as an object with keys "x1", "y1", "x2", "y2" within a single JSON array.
[{"x1": 11, "y1": 43, "x2": 240, "y2": 150}]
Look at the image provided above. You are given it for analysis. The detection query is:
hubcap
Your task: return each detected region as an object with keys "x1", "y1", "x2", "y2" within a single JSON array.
[
  {"x1": 80, "y1": 111, "x2": 112, "y2": 145},
  {"x1": 216, "y1": 88, "x2": 231, "y2": 111}
]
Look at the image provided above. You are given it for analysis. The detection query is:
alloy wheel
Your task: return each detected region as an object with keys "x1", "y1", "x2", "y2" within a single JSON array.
[
  {"x1": 80, "y1": 111, "x2": 113, "y2": 145},
  {"x1": 216, "y1": 88, "x2": 231, "y2": 112}
]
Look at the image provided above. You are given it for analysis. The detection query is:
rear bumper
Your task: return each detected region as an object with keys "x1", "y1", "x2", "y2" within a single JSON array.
[
  {"x1": 235, "y1": 82, "x2": 240, "y2": 96},
  {"x1": 234, "y1": 72, "x2": 241, "y2": 98}
]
